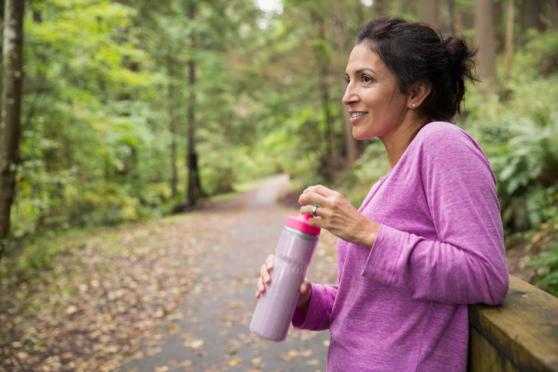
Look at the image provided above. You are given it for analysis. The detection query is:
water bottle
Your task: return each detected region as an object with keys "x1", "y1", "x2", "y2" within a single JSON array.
[{"x1": 250, "y1": 213, "x2": 320, "y2": 341}]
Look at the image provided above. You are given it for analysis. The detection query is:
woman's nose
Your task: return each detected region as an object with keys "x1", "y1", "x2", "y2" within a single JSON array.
[{"x1": 342, "y1": 84, "x2": 358, "y2": 105}]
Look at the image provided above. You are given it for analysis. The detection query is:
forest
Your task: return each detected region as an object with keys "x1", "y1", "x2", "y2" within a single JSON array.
[{"x1": 1, "y1": 0, "x2": 558, "y2": 290}]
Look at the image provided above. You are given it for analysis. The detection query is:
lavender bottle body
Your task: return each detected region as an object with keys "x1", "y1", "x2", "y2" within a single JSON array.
[{"x1": 250, "y1": 225, "x2": 319, "y2": 342}]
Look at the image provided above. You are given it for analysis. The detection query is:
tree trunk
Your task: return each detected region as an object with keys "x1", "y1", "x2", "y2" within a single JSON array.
[
  {"x1": 503, "y1": 0, "x2": 515, "y2": 82},
  {"x1": 332, "y1": 13, "x2": 358, "y2": 166},
  {"x1": 446, "y1": 0, "x2": 455, "y2": 34},
  {"x1": 549, "y1": 0, "x2": 558, "y2": 29},
  {"x1": 32, "y1": 9, "x2": 42, "y2": 23},
  {"x1": 373, "y1": 0, "x2": 386, "y2": 16},
  {"x1": 475, "y1": 0, "x2": 498, "y2": 89},
  {"x1": 526, "y1": 0, "x2": 544, "y2": 31},
  {"x1": 417, "y1": 0, "x2": 441, "y2": 29},
  {"x1": 0, "y1": 0, "x2": 24, "y2": 250},
  {"x1": 452, "y1": 0, "x2": 465, "y2": 36},
  {"x1": 186, "y1": 1, "x2": 203, "y2": 206},
  {"x1": 356, "y1": 2, "x2": 366, "y2": 28},
  {"x1": 167, "y1": 56, "x2": 178, "y2": 198},
  {"x1": 312, "y1": 12, "x2": 337, "y2": 181}
]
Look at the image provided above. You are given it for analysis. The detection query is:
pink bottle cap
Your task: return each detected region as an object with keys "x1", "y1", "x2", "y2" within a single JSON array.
[{"x1": 286, "y1": 214, "x2": 321, "y2": 236}]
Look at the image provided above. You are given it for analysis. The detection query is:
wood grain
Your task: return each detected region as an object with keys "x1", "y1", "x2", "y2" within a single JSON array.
[{"x1": 469, "y1": 276, "x2": 558, "y2": 371}]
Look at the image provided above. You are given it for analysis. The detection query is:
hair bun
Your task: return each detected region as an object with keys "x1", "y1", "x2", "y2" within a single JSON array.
[
  {"x1": 443, "y1": 37, "x2": 467, "y2": 57},
  {"x1": 443, "y1": 37, "x2": 476, "y2": 79}
]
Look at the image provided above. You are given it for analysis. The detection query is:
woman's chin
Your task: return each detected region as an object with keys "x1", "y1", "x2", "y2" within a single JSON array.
[{"x1": 351, "y1": 129, "x2": 375, "y2": 141}]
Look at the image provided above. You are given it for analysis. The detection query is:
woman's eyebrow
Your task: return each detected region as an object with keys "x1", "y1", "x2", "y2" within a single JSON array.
[{"x1": 346, "y1": 68, "x2": 376, "y2": 76}]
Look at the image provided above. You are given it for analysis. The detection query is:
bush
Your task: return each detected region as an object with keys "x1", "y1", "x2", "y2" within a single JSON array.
[
  {"x1": 528, "y1": 241, "x2": 558, "y2": 296},
  {"x1": 490, "y1": 119, "x2": 558, "y2": 231}
]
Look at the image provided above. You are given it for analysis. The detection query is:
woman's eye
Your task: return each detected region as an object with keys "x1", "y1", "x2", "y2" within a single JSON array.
[{"x1": 362, "y1": 75, "x2": 373, "y2": 83}]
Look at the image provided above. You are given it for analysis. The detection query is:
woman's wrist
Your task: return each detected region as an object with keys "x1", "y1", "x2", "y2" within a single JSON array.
[
  {"x1": 355, "y1": 218, "x2": 381, "y2": 248},
  {"x1": 298, "y1": 285, "x2": 312, "y2": 310}
]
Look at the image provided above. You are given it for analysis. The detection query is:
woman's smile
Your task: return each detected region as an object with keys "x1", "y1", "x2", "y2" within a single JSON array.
[{"x1": 349, "y1": 111, "x2": 369, "y2": 124}]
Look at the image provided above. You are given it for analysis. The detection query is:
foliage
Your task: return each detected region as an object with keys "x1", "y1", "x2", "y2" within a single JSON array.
[
  {"x1": 10, "y1": 0, "x2": 260, "y2": 241},
  {"x1": 462, "y1": 30, "x2": 558, "y2": 234},
  {"x1": 14, "y1": 0, "x2": 164, "y2": 239},
  {"x1": 457, "y1": 29, "x2": 558, "y2": 295},
  {"x1": 528, "y1": 241, "x2": 558, "y2": 296},
  {"x1": 489, "y1": 119, "x2": 558, "y2": 231}
]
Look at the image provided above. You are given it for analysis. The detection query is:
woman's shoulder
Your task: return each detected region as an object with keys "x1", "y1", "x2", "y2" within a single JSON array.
[
  {"x1": 417, "y1": 121, "x2": 470, "y2": 141},
  {"x1": 415, "y1": 121, "x2": 481, "y2": 154},
  {"x1": 413, "y1": 121, "x2": 494, "y2": 181}
]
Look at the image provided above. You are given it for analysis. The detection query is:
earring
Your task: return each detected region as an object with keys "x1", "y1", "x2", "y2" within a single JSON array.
[{"x1": 411, "y1": 103, "x2": 416, "y2": 108}]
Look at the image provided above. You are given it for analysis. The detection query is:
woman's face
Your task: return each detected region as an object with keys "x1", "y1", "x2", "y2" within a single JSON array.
[{"x1": 342, "y1": 43, "x2": 409, "y2": 140}]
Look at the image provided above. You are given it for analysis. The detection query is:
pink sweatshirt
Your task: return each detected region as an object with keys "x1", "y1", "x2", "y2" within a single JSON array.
[{"x1": 292, "y1": 122, "x2": 509, "y2": 371}]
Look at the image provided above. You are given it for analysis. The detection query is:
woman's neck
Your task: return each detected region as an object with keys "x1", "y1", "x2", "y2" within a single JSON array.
[{"x1": 380, "y1": 116, "x2": 427, "y2": 170}]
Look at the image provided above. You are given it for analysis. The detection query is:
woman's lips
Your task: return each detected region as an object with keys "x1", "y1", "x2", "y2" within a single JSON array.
[{"x1": 349, "y1": 111, "x2": 368, "y2": 124}]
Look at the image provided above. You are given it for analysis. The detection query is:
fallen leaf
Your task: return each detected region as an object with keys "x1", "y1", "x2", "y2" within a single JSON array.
[
  {"x1": 280, "y1": 350, "x2": 301, "y2": 361},
  {"x1": 184, "y1": 339, "x2": 204, "y2": 349},
  {"x1": 301, "y1": 349, "x2": 312, "y2": 357},
  {"x1": 228, "y1": 357, "x2": 242, "y2": 366},
  {"x1": 307, "y1": 359, "x2": 320, "y2": 366},
  {"x1": 168, "y1": 323, "x2": 179, "y2": 334}
]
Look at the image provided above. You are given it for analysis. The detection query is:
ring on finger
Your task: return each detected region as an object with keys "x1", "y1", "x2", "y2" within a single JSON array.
[{"x1": 311, "y1": 205, "x2": 319, "y2": 217}]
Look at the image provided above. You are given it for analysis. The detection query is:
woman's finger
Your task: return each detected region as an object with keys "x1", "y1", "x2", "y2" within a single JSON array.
[
  {"x1": 304, "y1": 184, "x2": 333, "y2": 196},
  {"x1": 298, "y1": 191, "x2": 329, "y2": 207},
  {"x1": 300, "y1": 204, "x2": 332, "y2": 217},
  {"x1": 260, "y1": 264, "x2": 271, "y2": 284},
  {"x1": 256, "y1": 277, "x2": 265, "y2": 298},
  {"x1": 265, "y1": 254, "x2": 275, "y2": 270}
]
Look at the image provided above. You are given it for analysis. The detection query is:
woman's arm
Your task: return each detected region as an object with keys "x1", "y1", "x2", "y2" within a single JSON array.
[
  {"x1": 299, "y1": 130, "x2": 509, "y2": 305},
  {"x1": 363, "y1": 130, "x2": 509, "y2": 305}
]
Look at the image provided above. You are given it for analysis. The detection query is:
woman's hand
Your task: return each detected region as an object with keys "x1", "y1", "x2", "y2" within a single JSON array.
[
  {"x1": 255, "y1": 254, "x2": 313, "y2": 309},
  {"x1": 299, "y1": 184, "x2": 380, "y2": 248}
]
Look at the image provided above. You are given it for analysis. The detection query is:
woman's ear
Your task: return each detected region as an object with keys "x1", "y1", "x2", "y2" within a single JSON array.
[{"x1": 407, "y1": 81, "x2": 432, "y2": 110}]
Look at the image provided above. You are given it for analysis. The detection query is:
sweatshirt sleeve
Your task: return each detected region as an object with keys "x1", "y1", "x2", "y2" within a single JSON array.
[
  {"x1": 292, "y1": 284, "x2": 337, "y2": 330},
  {"x1": 361, "y1": 128, "x2": 509, "y2": 305}
]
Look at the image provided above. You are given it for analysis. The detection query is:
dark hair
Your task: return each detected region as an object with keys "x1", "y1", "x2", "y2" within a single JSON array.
[{"x1": 355, "y1": 18, "x2": 476, "y2": 122}]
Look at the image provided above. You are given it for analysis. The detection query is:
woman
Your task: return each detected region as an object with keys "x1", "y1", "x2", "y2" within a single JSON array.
[{"x1": 255, "y1": 18, "x2": 509, "y2": 371}]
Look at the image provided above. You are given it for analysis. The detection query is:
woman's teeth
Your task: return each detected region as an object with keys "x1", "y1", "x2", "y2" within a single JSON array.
[{"x1": 350, "y1": 112, "x2": 367, "y2": 119}]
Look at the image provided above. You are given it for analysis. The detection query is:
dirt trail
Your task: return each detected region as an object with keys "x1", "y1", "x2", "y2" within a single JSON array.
[{"x1": 123, "y1": 175, "x2": 337, "y2": 371}]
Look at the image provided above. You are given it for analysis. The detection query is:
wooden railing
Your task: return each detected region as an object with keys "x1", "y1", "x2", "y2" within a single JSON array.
[{"x1": 468, "y1": 276, "x2": 558, "y2": 371}]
